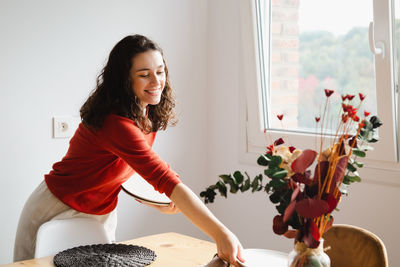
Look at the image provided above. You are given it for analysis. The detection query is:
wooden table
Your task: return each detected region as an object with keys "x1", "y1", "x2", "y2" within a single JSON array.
[{"x1": 1, "y1": 232, "x2": 217, "y2": 267}]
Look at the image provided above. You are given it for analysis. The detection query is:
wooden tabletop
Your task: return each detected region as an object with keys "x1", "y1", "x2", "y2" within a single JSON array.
[{"x1": 2, "y1": 232, "x2": 217, "y2": 267}]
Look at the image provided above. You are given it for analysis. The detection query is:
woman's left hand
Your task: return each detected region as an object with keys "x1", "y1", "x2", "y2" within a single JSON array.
[{"x1": 137, "y1": 200, "x2": 180, "y2": 214}]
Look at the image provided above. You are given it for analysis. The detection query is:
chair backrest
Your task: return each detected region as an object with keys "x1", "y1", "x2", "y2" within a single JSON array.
[
  {"x1": 323, "y1": 224, "x2": 388, "y2": 267},
  {"x1": 35, "y1": 217, "x2": 111, "y2": 258}
]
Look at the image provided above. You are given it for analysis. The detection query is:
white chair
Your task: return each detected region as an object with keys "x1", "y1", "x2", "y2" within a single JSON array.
[{"x1": 35, "y1": 217, "x2": 111, "y2": 258}]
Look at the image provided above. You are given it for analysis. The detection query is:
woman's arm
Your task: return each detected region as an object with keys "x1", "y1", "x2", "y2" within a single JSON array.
[{"x1": 169, "y1": 183, "x2": 245, "y2": 266}]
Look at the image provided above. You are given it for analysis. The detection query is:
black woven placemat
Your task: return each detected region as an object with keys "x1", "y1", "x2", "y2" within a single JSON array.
[{"x1": 53, "y1": 243, "x2": 157, "y2": 267}]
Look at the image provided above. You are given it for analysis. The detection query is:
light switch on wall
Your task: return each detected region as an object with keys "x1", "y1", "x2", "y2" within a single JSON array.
[{"x1": 53, "y1": 116, "x2": 81, "y2": 138}]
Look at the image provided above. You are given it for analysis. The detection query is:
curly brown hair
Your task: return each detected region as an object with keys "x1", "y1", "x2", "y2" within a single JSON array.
[{"x1": 80, "y1": 35, "x2": 177, "y2": 133}]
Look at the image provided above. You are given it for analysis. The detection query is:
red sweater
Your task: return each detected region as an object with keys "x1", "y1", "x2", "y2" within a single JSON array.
[{"x1": 45, "y1": 114, "x2": 181, "y2": 215}]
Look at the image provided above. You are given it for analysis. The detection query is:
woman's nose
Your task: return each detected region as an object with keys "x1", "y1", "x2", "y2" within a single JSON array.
[{"x1": 150, "y1": 73, "x2": 160, "y2": 85}]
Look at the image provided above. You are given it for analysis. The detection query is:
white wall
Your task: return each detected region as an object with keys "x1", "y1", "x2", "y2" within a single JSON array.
[
  {"x1": 206, "y1": 0, "x2": 400, "y2": 266},
  {"x1": 1, "y1": 0, "x2": 399, "y2": 266},
  {"x1": 0, "y1": 0, "x2": 208, "y2": 264}
]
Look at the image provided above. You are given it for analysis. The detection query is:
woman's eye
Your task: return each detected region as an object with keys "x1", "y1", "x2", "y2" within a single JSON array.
[
  {"x1": 138, "y1": 74, "x2": 149, "y2": 78},
  {"x1": 157, "y1": 71, "x2": 165, "y2": 75}
]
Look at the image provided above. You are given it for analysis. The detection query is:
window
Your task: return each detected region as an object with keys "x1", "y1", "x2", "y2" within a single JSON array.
[{"x1": 240, "y1": 0, "x2": 398, "y2": 166}]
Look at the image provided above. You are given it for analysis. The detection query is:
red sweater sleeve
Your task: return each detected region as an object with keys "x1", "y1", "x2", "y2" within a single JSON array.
[{"x1": 96, "y1": 115, "x2": 181, "y2": 197}]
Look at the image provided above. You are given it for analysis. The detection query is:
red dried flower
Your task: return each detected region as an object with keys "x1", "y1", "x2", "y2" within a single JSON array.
[
  {"x1": 315, "y1": 117, "x2": 320, "y2": 123},
  {"x1": 289, "y1": 146, "x2": 296, "y2": 153},
  {"x1": 346, "y1": 94, "x2": 355, "y2": 100},
  {"x1": 341, "y1": 95, "x2": 347, "y2": 101},
  {"x1": 324, "y1": 89, "x2": 334, "y2": 97},
  {"x1": 352, "y1": 115, "x2": 360, "y2": 122},
  {"x1": 277, "y1": 114, "x2": 284, "y2": 121},
  {"x1": 342, "y1": 114, "x2": 348, "y2": 123},
  {"x1": 358, "y1": 121, "x2": 365, "y2": 129},
  {"x1": 266, "y1": 144, "x2": 274, "y2": 155},
  {"x1": 274, "y1": 138, "x2": 284, "y2": 146},
  {"x1": 347, "y1": 105, "x2": 357, "y2": 116},
  {"x1": 364, "y1": 111, "x2": 370, "y2": 117},
  {"x1": 359, "y1": 93, "x2": 366, "y2": 101}
]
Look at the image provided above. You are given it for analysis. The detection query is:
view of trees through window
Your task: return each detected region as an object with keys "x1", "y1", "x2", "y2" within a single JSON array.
[
  {"x1": 297, "y1": 27, "x2": 377, "y2": 131},
  {"x1": 266, "y1": 0, "x2": 395, "y2": 134}
]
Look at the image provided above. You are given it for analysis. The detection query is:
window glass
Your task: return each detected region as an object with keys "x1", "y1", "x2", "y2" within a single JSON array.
[{"x1": 266, "y1": 0, "x2": 377, "y2": 134}]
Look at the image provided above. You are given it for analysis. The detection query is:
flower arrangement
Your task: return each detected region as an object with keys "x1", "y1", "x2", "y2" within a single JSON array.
[{"x1": 200, "y1": 89, "x2": 382, "y2": 249}]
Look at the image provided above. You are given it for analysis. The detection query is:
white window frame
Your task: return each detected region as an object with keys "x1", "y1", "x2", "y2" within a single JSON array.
[{"x1": 238, "y1": 0, "x2": 400, "y2": 185}]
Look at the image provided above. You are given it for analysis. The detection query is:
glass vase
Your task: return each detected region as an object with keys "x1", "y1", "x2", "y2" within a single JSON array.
[{"x1": 288, "y1": 239, "x2": 330, "y2": 267}]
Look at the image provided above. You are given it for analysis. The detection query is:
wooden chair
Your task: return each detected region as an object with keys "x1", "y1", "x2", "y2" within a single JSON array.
[{"x1": 323, "y1": 224, "x2": 388, "y2": 267}]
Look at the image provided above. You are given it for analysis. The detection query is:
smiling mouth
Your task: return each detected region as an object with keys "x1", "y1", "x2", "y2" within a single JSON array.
[{"x1": 145, "y1": 89, "x2": 161, "y2": 95}]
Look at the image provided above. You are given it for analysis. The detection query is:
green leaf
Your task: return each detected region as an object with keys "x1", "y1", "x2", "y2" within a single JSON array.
[
  {"x1": 347, "y1": 162, "x2": 357, "y2": 172},
  {"x1": 233, "y1": 171, "x2": 244, "y2": 184},
  {"x1": 271, "y1": 169, "x2": 288, "y2": 179},
  {"x1": 343, "y1": 174, "x2": 361, "y2": 184},
  {"x1": 251, "y1": 177, "x2": 259, "y2": 192},
  {"x1": 229, "y1": 183, "x2": 239, "y2": 193},
  {"x1": 226, "y1": 177, "x2": 239, "y2": 193},
  {"x1": 264, "y1": 182, "x2": 273, "y2": 193},
  {"x1": 200, "y1": 187, "x2": 217, "y2": 204},
  {"x1": 269, "y1": 156, "x2": 282, "y2": 169},
  {"x1": 370, "y1": 116, "x2": 383, "y2": 128},
  {"x1": 269, "y1": 178, "x2": 287, "y2": 189},
  {"x1": 353, "y1": 161, "x2": 364, "y2": 168},
  {"x1": 216, "y1": 181, "x2": 227, "y2": 197},
  {"x1": 276, "y1": 202, "x2": 287, "y2": 215},
  {"x1": 352, "y1": 149, "x2": 366, "y2": 157},
  {"x1": 257, "y1": 154, "x2": 270, "y2": 166},
  {"x1": 240, "y1": 178, "x2": 251, "y2": 192},
  {"x1": 219, "y1": 174, "x2": 231, "y2": 184},
  {"x1": 269, "y1": 191, "x2": 281, "y2": 203},
  {"x1": 264, "y1": 168, "x2": 276, "y2": 178}
]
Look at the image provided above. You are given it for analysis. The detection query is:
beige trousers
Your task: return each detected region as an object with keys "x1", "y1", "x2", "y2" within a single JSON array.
[{"x1": 13, "y1": 181, "x2": 117, "y2": 262}]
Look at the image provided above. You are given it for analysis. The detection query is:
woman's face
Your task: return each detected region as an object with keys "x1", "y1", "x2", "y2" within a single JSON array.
[{"x1": 130, "y1": 50, "x2": 166, "y2": 108}]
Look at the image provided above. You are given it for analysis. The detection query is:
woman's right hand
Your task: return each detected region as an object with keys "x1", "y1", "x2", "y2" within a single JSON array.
[
  {"x1": 169, "y1": 183, "x2": 246, "y2": 266},
  {"x1": 215, "y1": 229, "x2": 245, "y2": 266}
]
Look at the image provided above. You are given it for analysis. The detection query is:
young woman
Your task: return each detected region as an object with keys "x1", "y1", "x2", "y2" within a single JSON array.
[{"x1": 14, "y1": 35, "x2": 244, "y2": 266}]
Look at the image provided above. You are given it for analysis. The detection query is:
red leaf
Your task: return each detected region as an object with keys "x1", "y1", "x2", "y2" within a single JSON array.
[
  {"x1": 322, "y1": 193, "x2": 338, "y2": 213},
  {"x1": 313, "y1": 161, "x2": 329, "y2": 184},
  {"x1": 273, "y1": 215, "x2": 288, "y2": 235},
  {"x1": 291, "y1": 184, "x2": 301, "y2": 202},
  {"x1": 283, "y1": 230, "x2": 298, "y2": 239},
  {"x1": 291, "y1": 150, "x2": 317, "y2": 173},
  {"x1": 291, "y1": 171, "x2": 312, "y2": 185},
  {"x1": 283, "y1": 201, "x2": 297, "y2": 223},
  {"x1": 310, "y1": 220, "x2": 321, "y2": 241},
  {"x1": 302, "y1": 220, "x2": 321, "y2": 248},
  {"x1": 295, "y1": 198, "x2": 329, "y2": 218},
  {"x1": 332, "y1": 156, "x2": 349, "y2": 184}
]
